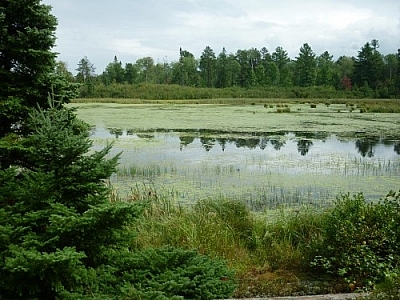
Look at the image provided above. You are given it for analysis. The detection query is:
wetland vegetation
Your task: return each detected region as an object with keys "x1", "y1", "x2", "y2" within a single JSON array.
[
  {"x1": 72, "y1": 100, "x2": 400, "y2": 209},
  {"x1": 70, "y1": 99, "x2": 400, "y2": 298}
]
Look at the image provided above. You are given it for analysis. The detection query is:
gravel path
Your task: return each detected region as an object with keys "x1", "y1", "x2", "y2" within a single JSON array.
[{"x1": 224, "y1": 293, "x2": 368, "y2": 300}]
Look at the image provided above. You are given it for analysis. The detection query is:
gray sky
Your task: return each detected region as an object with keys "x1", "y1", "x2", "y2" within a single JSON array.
[{"x1": 43, "y1": 0, "x2": 400, "y2": 74}]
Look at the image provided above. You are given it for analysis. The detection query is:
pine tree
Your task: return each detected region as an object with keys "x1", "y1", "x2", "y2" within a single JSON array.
[
  {"x1": 295, "y1": 43, "x2": 317, "y2": 87},
  {"x1": 0, "y1": 0, "x2": 75, "y2": 169},
  {"x1": 0, "y1": 102, "x2": 144, "y2": 298},
  {"x1": 0, "y1": 0, "x2": 58, "y2": 137},
  {"x1": 353, "y1": 41, "x2": 385, "y2": 90}
]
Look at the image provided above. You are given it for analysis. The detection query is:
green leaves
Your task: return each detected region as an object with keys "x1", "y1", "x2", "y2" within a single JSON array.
[
  {"x1": 115, "y1": 247, "x2": 236, "y2": 300},
  {"x1": 311, "y1": 191, "x2": 400, "y2": 289}
]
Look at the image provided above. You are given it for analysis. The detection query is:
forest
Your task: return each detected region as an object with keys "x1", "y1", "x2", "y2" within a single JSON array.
[{"x1": 64, "y1": 41, "x2": 400, "y2": 99}]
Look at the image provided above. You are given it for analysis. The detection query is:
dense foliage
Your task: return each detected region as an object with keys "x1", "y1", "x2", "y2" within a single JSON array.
[
  {"x1": 134, "y1": 191, "x2": 400, "y2": 297},
  {"x1": 0, "y1": 0, "x2": 78, "y2": 168},
  {"x1": 312, "y1": 191, "x2": 400, "y2": 289},
  {"x1": 76, "y1": 42, "x2": 400, "y2": 99},
  {"x1": 0, "y1": 0, "x2": 57, "y2": 137},
  {"x1": 0, "y1": 104, "x2": 135, "y2": 298}
]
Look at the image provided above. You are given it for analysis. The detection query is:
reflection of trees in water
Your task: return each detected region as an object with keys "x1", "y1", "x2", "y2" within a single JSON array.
[
  {"x1": 216, "y1": 138, "x2": 228, "y2": 151},
  {"x1": 297, "y1": 139, "x2": 313, "y2": 156},
  {"x1": 270, "y1": 139, "x2": 286, "y2": 150},
  {"x1": 200, "y1": 137, "x2": 216, "y2": 152},
  {"x1": 355, "y1": 138, "x2": 380, "y2": 157},
  {"x1": 234, "y1": 138, "x2": 259, "y2": 149},
  {"x1": 259, "y1": 137, "x2": 269, "y2": 150},
  {"x1": 108, "y1": 128, "x2": 123, "y2": 138},
  {"x1": 395, "y1": 142, "x2": 400, "y2": 155},
  {"x1": 179, "y1": 135, "x2": 195, "y2": 150},
  {"x1": 107, "y1": 129, "x2": 400, "y2": 156},
  {"x1": 137, "y1": 134, "x2": 154, "y2": 139}
]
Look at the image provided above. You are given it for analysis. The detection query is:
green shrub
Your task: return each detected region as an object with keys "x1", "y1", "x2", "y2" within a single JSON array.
[
  {"x1": 311, "y1": 191, "x2": 400, "y2": 289},
  {"x1": 276, "y1": 107, "x2": 291, "y2": 113},
  {"x1": 113, "y1": 247, "x2": 236, "y2": 300},
  {"x1": 369, "y1": 269, "x2": 400, "y2": 299}
]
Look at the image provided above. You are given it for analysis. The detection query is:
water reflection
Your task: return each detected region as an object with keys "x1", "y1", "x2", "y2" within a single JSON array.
[
  {"x1": 297, "y1": 140, "x2": 313, "y2": 156},
  {"x1": 96, "y1": 128, "x2": 400, "y2": 158},
  {"x1": 355, "y1": 137, "x2": 380, "y2": 158}
]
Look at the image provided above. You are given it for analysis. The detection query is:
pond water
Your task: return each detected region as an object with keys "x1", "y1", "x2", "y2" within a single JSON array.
[
  {"x1": 92, "y1": 127, "x2": 400, "y2": 209},
  {"x1": 95, "y1": 128, "x2": 400, "y2": 158}
]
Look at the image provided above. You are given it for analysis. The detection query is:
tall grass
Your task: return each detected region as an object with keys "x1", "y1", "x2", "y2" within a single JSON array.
[{"x1": 130, "y1": 194, "x2": 346, "y2": 297}]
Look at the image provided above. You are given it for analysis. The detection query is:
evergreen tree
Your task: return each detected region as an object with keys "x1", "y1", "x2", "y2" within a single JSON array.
[
  {"x1": 353, "y1": 41, "x2": 385, "y2": 90},
  {"x1": 396, "y1": 49, "x2": 400, "y2": 95},
  {"x1": 199, "y1": 46, "x2": 216, "y2": 87},
  {"x1": 102, "y1": 55, "x2": 125, "y2": 84},
  {"x1": 0, "y1": 103, "x2": 143, "y2": 298},
  {"x1": 0, "y1": 0, "x2": 58, "y2": 137},
  {"x1": 272, "y1": 46, "x2": 291, "y2": 86},
  {"x1": 76, "y1": 56, "x2": 96, "y2": 97},
  {"x1": 316, "y1": 51, "x2": 335, "y2": 86},
  {"x1": 295, "y1": 43, "x2": 317, "y2": 87},
  {"x1": 216, "y1": 47, "x2": 229, "y2": 88},
  {"x1": 227, "y1": 53, "x2": 241, "y2": 87}
]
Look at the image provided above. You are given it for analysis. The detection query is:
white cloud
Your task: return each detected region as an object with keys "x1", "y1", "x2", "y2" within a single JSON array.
[{"x1": 44, "y1": 0, "x2": 400, "y2": 72}]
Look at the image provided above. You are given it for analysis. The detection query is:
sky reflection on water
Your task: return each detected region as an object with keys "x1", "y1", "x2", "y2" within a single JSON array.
[
  {"x1": 90, "y1": 127, "x2": 400, "y2": 207},
  {"x1": 92, "y1": 127, "x2": 400, "y2": 160}
]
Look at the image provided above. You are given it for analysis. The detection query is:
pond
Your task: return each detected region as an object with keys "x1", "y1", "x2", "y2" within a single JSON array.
[{"x1": 92, "y1": 127, "x2": 400, "y2": 210}]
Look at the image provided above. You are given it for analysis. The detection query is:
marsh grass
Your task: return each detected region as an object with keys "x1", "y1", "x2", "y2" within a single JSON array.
[
  {"x1": 112, "y1": 152, "x2": 400, "y2": 210},
  {"x1": 72, "y1": 97, "x2": 400, "y2": 112},
  {"x1": 131, "y1": 195, "x2": 345, "y2": 297}
]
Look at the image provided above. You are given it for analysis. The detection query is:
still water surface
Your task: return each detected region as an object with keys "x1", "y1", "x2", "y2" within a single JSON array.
[{"x1": 92, "y1": 127, "x2": 400, "y2": 208}]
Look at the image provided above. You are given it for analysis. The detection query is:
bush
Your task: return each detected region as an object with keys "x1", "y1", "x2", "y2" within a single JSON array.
[
  {"x1": 311, "y1": 191, "x2": 400, "y2": 289},
  {"x1": 369, "y1": 269, "x2": 400, "y2": 299},
  {"x1": 114, "y1": 247, "x2": 236, "y2": 300}
]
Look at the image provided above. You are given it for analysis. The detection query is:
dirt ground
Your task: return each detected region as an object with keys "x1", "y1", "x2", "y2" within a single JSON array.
[{"x1": 225, "y1": 293, "x2": 368, "y2": 300}]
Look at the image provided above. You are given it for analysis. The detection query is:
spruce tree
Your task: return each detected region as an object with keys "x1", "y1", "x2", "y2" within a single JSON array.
[
  {"x1": 0, "y1": 103, "x2": 144, "y2": 298},
  {"x1": 0, "y1": 0, "x2": 59, "y2": 138}
]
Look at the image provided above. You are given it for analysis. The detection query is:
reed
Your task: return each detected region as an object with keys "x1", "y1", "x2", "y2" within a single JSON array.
[{"x1": 131, "y1": 195, "x2": 347, "y2": 297}]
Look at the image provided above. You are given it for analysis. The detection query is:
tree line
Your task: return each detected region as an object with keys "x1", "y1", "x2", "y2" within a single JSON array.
[{"x1": 68, "y1": 41, "x2": 400, "y2": 99}]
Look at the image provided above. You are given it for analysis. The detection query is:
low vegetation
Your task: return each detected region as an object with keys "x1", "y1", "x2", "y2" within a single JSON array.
[{"x1": 130, "y1": 189, "x2": 400, "y2": 298}]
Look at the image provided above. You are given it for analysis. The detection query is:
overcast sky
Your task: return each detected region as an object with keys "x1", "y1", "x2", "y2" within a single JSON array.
[{"x1": 43, "y1": 0, "x2": 400, "y2": 74}]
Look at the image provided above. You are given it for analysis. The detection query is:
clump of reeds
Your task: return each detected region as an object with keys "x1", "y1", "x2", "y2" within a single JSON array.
[{"x1": 131, "y1": 194, "x2": 337, "y2": 297}]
